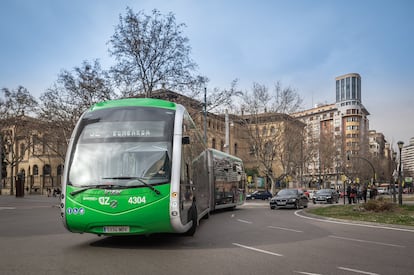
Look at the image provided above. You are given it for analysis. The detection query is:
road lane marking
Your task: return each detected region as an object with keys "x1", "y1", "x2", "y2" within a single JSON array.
[
  {"x1": 294, "y1": 271, "x2": 322, "y2": 275},
  {"x1": 0, "y1": 207, "x2": 16, "y2": 210},
  {"x1": 338, "y1": 266, "x2": 380, "y2": 275},
  {"x1": 268, "y1": 226, "x2": 303, "y2": 233},
  {"x1": 329, "y1": 235, "x2": 405, "y2": 248},
  {"x1": 295, "y1": 210, "x2": 414, "y2": 233},
  {"x1": 236, "y1": 219, "x2": 252, "y2": 224},
  {"x1": 232, "y1": 243, "x2": 283, "y2": 257}
]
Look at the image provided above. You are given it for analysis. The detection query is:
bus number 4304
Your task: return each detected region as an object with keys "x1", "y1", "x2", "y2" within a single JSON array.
[{"x1": 128, "y1": 196, "x2": 146, "y2": 204}]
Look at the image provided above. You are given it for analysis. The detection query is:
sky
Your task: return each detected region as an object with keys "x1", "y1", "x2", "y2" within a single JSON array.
[{"x1": 1, "y1": 0, "x2": 413, "y2": 147}]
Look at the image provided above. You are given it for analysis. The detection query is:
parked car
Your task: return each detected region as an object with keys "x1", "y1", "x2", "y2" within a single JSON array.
[
  {"x1": 307, "y1": 190, "x2": 317, "y2": 200},
  {"x1": 246, "y1": 190, "x2": 273, "y2": 200},
  {"x1": 377, "y1": 187, "x2": 389, "y2": 195},
  {"x1": 269, "y1": 188, "x2": 309, "y2": 209},
  {"x1": 313, "y1": 189, "x2": 339, "y2": 204}
]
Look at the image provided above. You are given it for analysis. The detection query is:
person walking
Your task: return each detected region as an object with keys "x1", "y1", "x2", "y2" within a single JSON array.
[
  {"x1": 362, "y1": 184, "x2": 367, "y2": 203},
  {"x1": 347, "y1": 185, "x2": 352, "y2": 204},
  {"x1": 351, "y1": 185, "x2": 357, "y2": 204}
]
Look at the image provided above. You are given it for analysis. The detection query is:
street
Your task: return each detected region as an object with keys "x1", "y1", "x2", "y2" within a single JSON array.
[{"x1": 1, "y1": 195, "x2": 413, "y2": 274}]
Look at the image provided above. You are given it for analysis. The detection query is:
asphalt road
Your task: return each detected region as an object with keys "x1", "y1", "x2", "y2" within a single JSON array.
[{"x1": 1, "y1": 195, "x2": 413, "y2": 275}]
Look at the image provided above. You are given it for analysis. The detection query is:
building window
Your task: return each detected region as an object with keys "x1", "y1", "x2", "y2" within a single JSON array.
[
  {"x1": 33, "y1": 165, "x2": 39, "y2": 175},
  {"x1": 43, "y1": 164, "x2": 51, "y2": 175},
  {"x1": 20, "y1": 143, "x2": 25, "y2": 158},
  {"x1": 57, "y1": 165, "x2": 63, "y2": 176},
  {"x1": 212, "y1": 138, "x2": 216, "y2": 149},
  {"x1": 352, "y1": 77, "x2": 356, "y2": 99},
  {"x1": 336, "y1": 80, "x2": 340, "y2": 102},
  {"x1": 346, "y1": 77, "x2": 350, "y2": 99}
]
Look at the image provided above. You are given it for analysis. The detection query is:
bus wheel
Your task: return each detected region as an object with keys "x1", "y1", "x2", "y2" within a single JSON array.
[{"x1": 185, "y1": 204, "x2": 198, "y2": 236}]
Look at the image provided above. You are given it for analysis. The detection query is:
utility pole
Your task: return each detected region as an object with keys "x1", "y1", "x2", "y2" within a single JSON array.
[
  {"x1": 225, "y1": 109, "x2": 229, "y2": 154},
  {"x1": 0, "y1": 137, "x2": 2, "y2": 192},
  {"x1": 203, "y1": 87, "x2": 207, "y2": 143}
]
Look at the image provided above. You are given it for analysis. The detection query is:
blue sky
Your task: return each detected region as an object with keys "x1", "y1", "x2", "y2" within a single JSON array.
[{"x1": 1, "y1": 0, "x2": 413, "y2": 146}]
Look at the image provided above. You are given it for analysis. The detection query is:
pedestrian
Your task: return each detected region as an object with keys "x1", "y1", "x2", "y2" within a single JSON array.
[
  {"x1": 351, "y1": 185, "x2": 357, "y2": 203},
  {"x1": 347, "y1": 185, "x2": 352, "y2": 204},
  {"x1": 371, "y1": 185, "x2": 378, "y2": 200},
  {"x1": 362, "y1": 185, "x2": 367, "y2": 203}
]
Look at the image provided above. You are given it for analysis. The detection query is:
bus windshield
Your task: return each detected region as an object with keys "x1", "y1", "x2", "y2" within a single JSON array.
[{"x1": 67, "y1": 107, "x2": 174, "y2": 187}]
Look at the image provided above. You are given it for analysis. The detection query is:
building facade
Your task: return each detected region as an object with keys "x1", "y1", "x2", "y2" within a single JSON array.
[
  {"x1": 401, "y1": 137, "x2": 414, "y2": 178},
  {"x1": 292, "y1": 73, "x2": 385, "y2": 187},
  {"x1": 1, "y1": 116, "x2": 65, "y2": 195}
]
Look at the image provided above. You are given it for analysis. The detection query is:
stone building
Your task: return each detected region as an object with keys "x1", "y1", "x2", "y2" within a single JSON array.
[{"x1": 0, "y1": 116, "x2": 65, "y2": 195}]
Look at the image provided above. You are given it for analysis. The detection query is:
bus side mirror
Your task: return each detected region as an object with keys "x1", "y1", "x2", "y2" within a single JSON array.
[{"x1": 182, "y1": 136, "x2": 190, "y2": 144}]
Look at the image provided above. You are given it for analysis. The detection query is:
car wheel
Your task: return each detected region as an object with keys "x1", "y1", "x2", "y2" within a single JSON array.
[{"x1": 304, "y1": 203, "x2": 308, "y2": 208}]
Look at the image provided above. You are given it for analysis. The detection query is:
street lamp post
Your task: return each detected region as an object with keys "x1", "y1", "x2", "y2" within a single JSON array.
[
  {"x1": 392, "y1": 151, "x2": 397, "y2": 203},
  {"x1": 397, "y1": 141, "x2": 404, "y2": 206}
]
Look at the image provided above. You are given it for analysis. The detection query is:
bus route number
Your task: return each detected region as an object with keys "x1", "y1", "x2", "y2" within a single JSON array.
[{"x1": 128, "y1": 196, "x2": 146, "y2": 204}]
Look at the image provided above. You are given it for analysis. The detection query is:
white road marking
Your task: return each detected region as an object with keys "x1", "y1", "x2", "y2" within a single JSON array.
[
  {"x1": 338, "y1": 266, "x2": 380, "y2": 275},
  {"x1": 268, "y1": 226, "x2": 303, "y2": 233},
  {"x1": 294, "y1": 271, "x2": 322, "y2": 275},
  {"x1": 329, "y1": 235, "x2": 405, "y2": 248},
  {"x1": 295, "y1": 210, "x2": 414, "y2": 233},
  {"x1": 232, "y1": 243, "x2": 283, "y2": 257},
  {"x1": 0, "y1": 207, "x2": 16, "y2": 210},
  {"x1": 237, "y1": 219, "x2": 252, "y2": 224}
]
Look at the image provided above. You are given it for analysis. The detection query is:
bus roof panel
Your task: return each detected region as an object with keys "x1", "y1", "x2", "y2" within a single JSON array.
[{"x1": 90, "y1": 98, "x2": 177, "y2": 111}]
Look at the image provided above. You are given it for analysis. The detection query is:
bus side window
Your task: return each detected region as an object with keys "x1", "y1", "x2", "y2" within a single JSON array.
[{"x1": 182, "y1": 136, "x2": 190, "y2": 144}]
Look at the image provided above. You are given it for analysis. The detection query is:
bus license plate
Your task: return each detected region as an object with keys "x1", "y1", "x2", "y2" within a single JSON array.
[{"x1": 103, "y1": 226, "x2": 130, "y2": 233}]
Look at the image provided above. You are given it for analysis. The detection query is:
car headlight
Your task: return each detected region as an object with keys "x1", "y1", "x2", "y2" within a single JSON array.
[{"x1": 288, "y1": 198, "x2": 296, "y2": 202}]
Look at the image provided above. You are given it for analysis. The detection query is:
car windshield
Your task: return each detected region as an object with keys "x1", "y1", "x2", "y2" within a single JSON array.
[{"x1": 277, "y1": 189, "x2": 298, "y2": 196}]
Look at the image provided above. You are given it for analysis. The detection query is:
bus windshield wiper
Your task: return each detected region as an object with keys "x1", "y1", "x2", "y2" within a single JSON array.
[
  {"x1": 69, "y1": 184, "x2": 123, "y2": 196},
  {"x1": 102, "y1": 177, "x2": 161, "y2": 195}
]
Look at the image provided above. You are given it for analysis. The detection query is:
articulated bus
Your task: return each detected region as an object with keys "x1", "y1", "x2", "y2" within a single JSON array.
[{"x1": 61, "y1": 98, "x2": 245, "y2": 236}]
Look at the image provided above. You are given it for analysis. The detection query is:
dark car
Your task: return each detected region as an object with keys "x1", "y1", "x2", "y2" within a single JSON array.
[
  {"x1": 269, "y1": 189, "x2": 309, "y2": 209},
  {"x1": 313, "y1": 189, "x2": 339, "y2": 204},
  {"x1": 246, "y1": 190, "x2": 273, "y2": 200}
]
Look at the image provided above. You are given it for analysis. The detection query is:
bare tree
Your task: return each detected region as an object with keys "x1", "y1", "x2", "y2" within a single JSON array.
[
  {"x1": 38, "y1": 59, "x2": 114, "y2": 150},
  {"x1": 239, "y1": 82, "x2": 304, "y2": 194},
  {"x1": 0, "y1": 86, "x2": 38, "y2": 194},
  {"x1": 318, "y1": 129, "x2": 337, "y2": 187},
  {"x1": 109, "y1": 8, "x2": 206, "y2": 97},
  {"x1": 0, "y1": 86, "x2": 38, "y2": 117}
]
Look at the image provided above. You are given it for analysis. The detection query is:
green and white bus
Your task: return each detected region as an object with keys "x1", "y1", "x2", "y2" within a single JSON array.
[{"x1": 61, "y1": 98, "x2": 245, "y2": 236}]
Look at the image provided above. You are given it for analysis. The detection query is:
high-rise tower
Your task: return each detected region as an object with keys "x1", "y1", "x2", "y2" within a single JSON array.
[{"x1": 335, "y1": 73, "x2": 370, "y2": 157}]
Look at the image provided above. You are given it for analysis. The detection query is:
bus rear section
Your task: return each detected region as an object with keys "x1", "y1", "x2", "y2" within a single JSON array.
[{"x1": 208, "y1": 149, "x2": 246, "y2": 211}]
